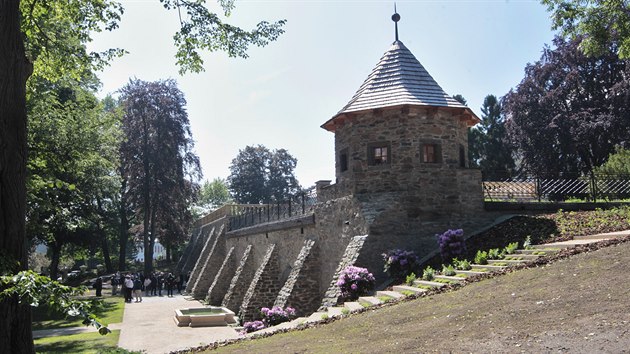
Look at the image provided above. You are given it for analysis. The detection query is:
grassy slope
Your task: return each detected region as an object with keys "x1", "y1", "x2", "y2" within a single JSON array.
[
  {"x1": 210, "y1": 241, "x2": 630, "y2": 353},
  {"x1": 32, "y1": 296, "x2": 125, "y2": 330}
]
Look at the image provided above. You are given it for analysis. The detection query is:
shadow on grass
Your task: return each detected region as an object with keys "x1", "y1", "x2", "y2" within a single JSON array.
[
  {"x1": 34, "y1": 330, "x2": 122, "y2": 354},
  {"x1": 33, "y1": 296, "x2": 125, "y2": 331}
]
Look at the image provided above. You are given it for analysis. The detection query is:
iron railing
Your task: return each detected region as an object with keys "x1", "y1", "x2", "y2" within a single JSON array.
[
  {"x1": 482, "y1": 171, "x2": 630, "y2": 202},
  {"x1": 228, "y1": 191, "x2": 317, "y2": 231}
]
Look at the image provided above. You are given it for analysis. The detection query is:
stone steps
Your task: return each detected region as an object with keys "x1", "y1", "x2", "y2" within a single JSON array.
[
  {"x1": 326, "y1": 306, "x2": 345, "y2": 318},
  {"x1": 343, "y1": 301, "x2": 364, "y2": 312},
  {"x1": 454, "y1": 269, "x2": 487, "y2": 276},
  {"x1": 392, "y1": 285, "x2": 427, "y2": 294},
  {"x1": 377, "y1": 290, "x2": 406, "y2": 300},
  {"x1": 357, "y1": 296, "x2": 382, "y2": 307},
  {"x1": 413, "y1": 279, "x2": 446, "y2": 288},
  {"x1": 487, "y1": 259, "x2": 527, "y2": 265},
  {"x1": 470, "y1": 264, "x2": 507, "y2": 271},
  {"x1": 433, "y1": 275, "x2": 465, "y2": 282}
]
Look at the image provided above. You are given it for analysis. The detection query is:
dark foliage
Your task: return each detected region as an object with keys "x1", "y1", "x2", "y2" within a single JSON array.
[
  {"x1": 504, "y1": 36, "x2": 630, "y2": 175},
  {"x1": 227, "y1": 145, "x2": 300, "y2": 204}
]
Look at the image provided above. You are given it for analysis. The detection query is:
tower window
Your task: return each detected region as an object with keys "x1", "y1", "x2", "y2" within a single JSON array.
[
  {"x1": 368, "y1": 143, "x2": 391, "y2": 166},
  {"x1": 422, "y1": 143, "x2": 440, "y2": 163},
  {"x1": 340, "y1": 149, "x2": 348, "y2": 172},
  {"x1": 459, "y1": 145, "x2": 466, "y2": 167}
]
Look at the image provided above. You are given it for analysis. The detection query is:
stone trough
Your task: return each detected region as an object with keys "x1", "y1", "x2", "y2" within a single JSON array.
[{"x1": 173, "y1": 307, "x2": 237, "y2": 327}]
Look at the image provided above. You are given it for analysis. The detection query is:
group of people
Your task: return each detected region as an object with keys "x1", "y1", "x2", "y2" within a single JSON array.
[{"x1": 110, "y1": 271, "x2": 189, "y2": 303}]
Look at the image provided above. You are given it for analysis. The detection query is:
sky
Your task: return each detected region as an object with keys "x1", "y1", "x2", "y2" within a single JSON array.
[{"x1": 88, "y1": 0, "x2": 556, "y2": 188}]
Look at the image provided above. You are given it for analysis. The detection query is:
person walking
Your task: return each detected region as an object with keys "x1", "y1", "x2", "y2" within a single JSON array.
[
  {"x1": 124, "y1": 275, "x2": 134, "y2": 303},
  {"x1": 111, "y1": 273, "x2": 119, "y2": 296},
  {"x1": 166, "y1": 273, "x2": 175, "y2": 297},
  {"x1": 93, "y1": 277, "x2": 103, "y2": 297},
  {"x1": 133, "y1": 276, "x2": 143, "y2": 302}
]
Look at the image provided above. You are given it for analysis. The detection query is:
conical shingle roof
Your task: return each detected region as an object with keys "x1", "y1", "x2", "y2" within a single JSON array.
[{"x1": 322, "y1": 40, "x2": 479, "y2": 131}]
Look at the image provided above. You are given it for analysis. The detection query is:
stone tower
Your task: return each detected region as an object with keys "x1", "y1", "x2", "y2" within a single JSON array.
[{"x1": 319, "y1": 12, "x2": 483, "y2": 219}]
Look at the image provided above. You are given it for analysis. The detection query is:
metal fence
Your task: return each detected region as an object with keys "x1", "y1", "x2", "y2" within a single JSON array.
[
  {"x1": 482, "y1": 171, "x2": 630, "y2": 202},
  {"x1": 228, "y1": 191, "x2": 318, "y2": 231}
]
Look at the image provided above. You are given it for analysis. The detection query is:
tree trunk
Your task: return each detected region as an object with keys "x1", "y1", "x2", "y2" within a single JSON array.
[
  {"x1": 49, "y1": 242, "x2": 61, "y2": 281},
  {"x1": 118, "y1": 175, "x2": 129, "y2": 271},
  {"x1": 0, "y1": 0, "x2": 35, "y2": 352},
  {"x1": 101, "y1": 231, "x2": 113, "y2": 274},
  {"x1": 165, "y1": 238, "x2": 171, "y2": 263}
]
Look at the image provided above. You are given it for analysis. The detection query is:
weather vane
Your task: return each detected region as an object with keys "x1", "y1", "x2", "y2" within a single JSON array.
[{"x1": 392, "y1": 3, "x2": 401, "y2": 42}]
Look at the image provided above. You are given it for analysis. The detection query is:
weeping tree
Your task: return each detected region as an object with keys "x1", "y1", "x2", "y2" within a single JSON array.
[{"x1": 119, "y1": 79, "x2": 201, "y2": 275}]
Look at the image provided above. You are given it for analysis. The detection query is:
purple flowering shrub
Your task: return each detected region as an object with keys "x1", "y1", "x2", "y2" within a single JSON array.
[
  {"x1": 382, "y1": 249, "x2": 419, "y2": 281},
  {"x1": 260, "y1": 306, "x2": 296, "y2": 326},
  {"x1": 242, "y1": 320, "x2": 266, "y2": 333},
  {"x1": 436, "y1": 229, "x2": 466, "y2": 262},
  {"x1": 336, "y1": 266, "x2": 375, "y2": 300}
]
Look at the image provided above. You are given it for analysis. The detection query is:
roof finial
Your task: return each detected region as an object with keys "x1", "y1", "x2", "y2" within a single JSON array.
[{"x1": 392, "y1": 3, "x2": 400, "y2": 42}]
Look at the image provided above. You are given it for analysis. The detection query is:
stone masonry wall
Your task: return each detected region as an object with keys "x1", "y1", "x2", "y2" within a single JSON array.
[
  {"x1": 191, "y1": 224, "x2": 226, "y2": 299},
  {"x1": 319, "y1": 235, "x2": 368, "y2": 309},
  {"x1": 274, "y1": 239, "x2": 321, "y2": 316},
  {"x1": 176, "y1": 226, "x2": 201, "y2": 274},
  {"x1": 221, "y1": 245, "x2": 254, "y2": 312},
  {"x1": 238, "y1": 244, "x2": 282, "y2": 322},
  {"x1": 184, "y1": 226, "x2": 216, "y2": 293},
  {"x1": 205, "y1": 246, "x2": 236, "y2": 305},
  {"x1": 181, "y1": 224, "x2": 212, "y2": 275}
]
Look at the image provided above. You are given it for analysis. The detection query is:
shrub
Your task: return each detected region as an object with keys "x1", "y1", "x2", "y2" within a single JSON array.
[
  {"x1": 260, "y1": 306, "x2": 296, "y2": 326},
  {"x1": 523, "y1": 235, "x2": 533, "y2": 249},
  {"x1": 336, "y1": 266, "x2": 375, "y2": 301},
  {"x1": 504, "y1": 242, "x2": 519, "y2": 255},
  {"x1": 436, "y1": 229, "x2": 466, "y2": 262},
  {"x1": 405, "y1": 272, "x2": 417, "y2": 285},
  {"x1": 452, "y1": 258, "x2": 472, "y2": 270},
  {"x1": 382, "y1": 249, "x2": 420, "y2": 281},
  {"x1": 422, "y1": 266, "x2": 435, "y2": 281},
  {"x1": 487, "y1": 248, "x2": 504, "y2": 260},
  {"x1": 474, "y1": 250, "x2": 488, "y2": 265},
  {"x1": 242, "y1": 320, "x2": 266, "y2": 333},
  {"x1": 441, "y1": 264, "x2": 456, "y2": 276}
]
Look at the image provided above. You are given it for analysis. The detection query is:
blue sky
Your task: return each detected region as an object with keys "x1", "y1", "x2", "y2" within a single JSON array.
[{"x1": 89, "y1": 0, "x2": 555, "y2": 188}]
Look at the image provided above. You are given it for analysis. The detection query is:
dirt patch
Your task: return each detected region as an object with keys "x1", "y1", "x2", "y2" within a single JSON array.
[{"x1": 189, "y1": 240, "x2": 630, "y2": 353}]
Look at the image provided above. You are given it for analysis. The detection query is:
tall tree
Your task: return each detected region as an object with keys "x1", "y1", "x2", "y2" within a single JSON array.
[
  {"x1": 195, "y1": 178, "x2": 232, "y2": 215},
  {"x1": 504, "y1": 36, "x2": 630, "y2": 175},
  {"x1": 473, "y1": 95, "x2": 515, "y2": 174},
  {"x1": 26, "y1": 75, "x2": 121, "y2": 280},
  {"x1": 543, "y1": 0, "x2": 630, "y2": 59},
  {"x1": 227, "y1": 145, "x2": 300, "y2": 204},
  {"x1": 453, "y1": 94, "x2": 482, "y2": 167},
  {"x1": 1, "y1": 2, "x2": 284, "y2": 351},
  {"x1": 119, "y1": 79, "x2": 201, "y2": 275}
]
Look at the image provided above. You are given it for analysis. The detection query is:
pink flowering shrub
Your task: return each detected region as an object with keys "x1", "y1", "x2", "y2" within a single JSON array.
[
  {"x1": 242, "y1": 320, "x2": 266, "y2": 333},
  {"x1": 382, "y1": 249, "x2": 419, "y2": 281},
  {"x1": 336, "y1": 266, "x2": 375, "y2": 300},
  {"x1": 436, "y1": 229, "x2": 466, "y2": 262},
  {"x1": 260, "y1": 306, "x2": 296, "y2": 326}
]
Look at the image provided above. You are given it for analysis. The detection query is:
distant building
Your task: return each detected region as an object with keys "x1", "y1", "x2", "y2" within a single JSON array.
[{"x1": 135, "y1": 241, "x2": 167, "y2": 262}]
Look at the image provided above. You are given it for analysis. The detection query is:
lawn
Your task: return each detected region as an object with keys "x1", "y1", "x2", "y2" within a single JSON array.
[
  {"x1": 34, "y1": 330, "x2": 121, "y2": 354},
  {"x1": 32, "y1": 296, "x2": 125, "y2": 331}
]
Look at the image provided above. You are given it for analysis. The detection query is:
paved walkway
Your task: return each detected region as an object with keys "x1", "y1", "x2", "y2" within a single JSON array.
[{"x1": 116, "y1": 294, "x2": 240, "y2": 353}]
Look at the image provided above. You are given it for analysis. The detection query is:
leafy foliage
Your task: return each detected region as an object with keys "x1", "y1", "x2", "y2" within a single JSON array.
[
  {"x1": 119, "y1": 79, "x2": 201, "y2": 273},
  {"x1": 594, "y1": 146, "x2": 630, "y2": 175},
  {"x1": 227, "y1": 145, "x2": 300, "y2": 204},
  {"x1": 504, "y1": 36, "x2": 630, "y2": 175},
  {"x1": 0, "y1": 271, "x2": 109, "y2": 334},
  {"x1": 405, "y1": 272, "x2": 417, "y2": 285},
  {"x1": 452, "y1": 258, "x2": 472, "y2": 271},
  {"x1": 441, "y1": 264, "x2": 457, "y2": 276},
  {"x1": 469, "y1": 95, "x2": 515, "y2": 173},
  {"x1": 336, "y1": 266, "x2": 375, "y2": 301},
  {"x1": 474, "y1": 250, "x2": 488, "y2": 265},
  {"x1": 382, "y1": 249, "x2": 420, "y2": 281},
  {"x1": 436, "y1": 229, "x2": 467, "y2": 263},
  {"x1": 504, "y1": 242, "x2": 519, "y2": 255},
  {"x1": 422, "y1": 266, "x2": 436, "y2": 281},
  {"x1": 543, "y1": 0, "x2": 630, "y2": 59}
]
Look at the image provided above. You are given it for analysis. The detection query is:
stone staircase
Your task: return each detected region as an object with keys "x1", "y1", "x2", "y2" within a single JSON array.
[{"x1": 247, "y1": 230, "x2": 629, "y2": 337}]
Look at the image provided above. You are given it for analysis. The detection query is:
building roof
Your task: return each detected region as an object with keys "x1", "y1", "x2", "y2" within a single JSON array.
[{"x1": 322, "y1": 40, "x2": 480, "y2": 131}]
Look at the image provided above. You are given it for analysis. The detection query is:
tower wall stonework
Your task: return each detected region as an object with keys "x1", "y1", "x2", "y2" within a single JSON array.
[
  {"x1": 238, "y1": 244, "x2": 281, "y2": 322},
  {"x1": 191, "y1": 224, "x2": 226, "y2": 299},
  {"x1": 221, "y1": 245, "x2": 255, "y2": 311},
  {"x1": 274, "y1": 239, "x2": 321, "y2": 316},
  {"x1": 184, "y1": 225, "x2": 216, "y2": 293},
  {"x1": 205, "y1": 246, "x2": 236, "y2": 305}
]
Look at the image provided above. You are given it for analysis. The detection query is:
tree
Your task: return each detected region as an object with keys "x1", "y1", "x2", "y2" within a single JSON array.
[
  {"x1": 1, "y1": 2, "x2": 284, "y2": 351},
  {"x1": 453, "y1": 94, "x2": 482, "y2": 168},
  {"x1": 26, "y1": 75, "x2": 121, "y2": 280},
  {"x1": 503, "y1": 36, "x2": 630, "y2": 175},
  {"x1": 543, "y1": 0, "x2": 630, "y2": 59},
  {"x1": 227, "y1": 145, "x2": 300, "y2": 204},
  {"x1": 594, "y1": 146, "x2": 630, "y2": 175},
  {"x1": 471, "y1": 95, "x2": 515, "y2": 174},
  {"x1": 119, "y1": 79, "x2": 201, "y2": 275},
  {"x1": 195, "y1": 178, "x2": 232, "y2": 215}
]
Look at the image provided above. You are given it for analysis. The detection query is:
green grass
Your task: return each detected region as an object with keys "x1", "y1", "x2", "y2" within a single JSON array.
[
  {"x1": 34, "y1": 329, "x2": 122, "y2": 354},
  {"x1": 377, "y1": 295, "x2": 393, "y2": 303},
  {"x1": 415, "y1": 284, "x2": 434, "y2": 290},
  {"x1": 400, "y1": 290, "x2": 416, "y2": 297},
  {"x1": 33, "y1": 296, "x2": 125, "y2": 331},
  {"x1": 454, "y1": 273, "x2": 468, "y2": 278},
  {"x1": 433, "y1": 278, "x2": 457, "y2": 284}
]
